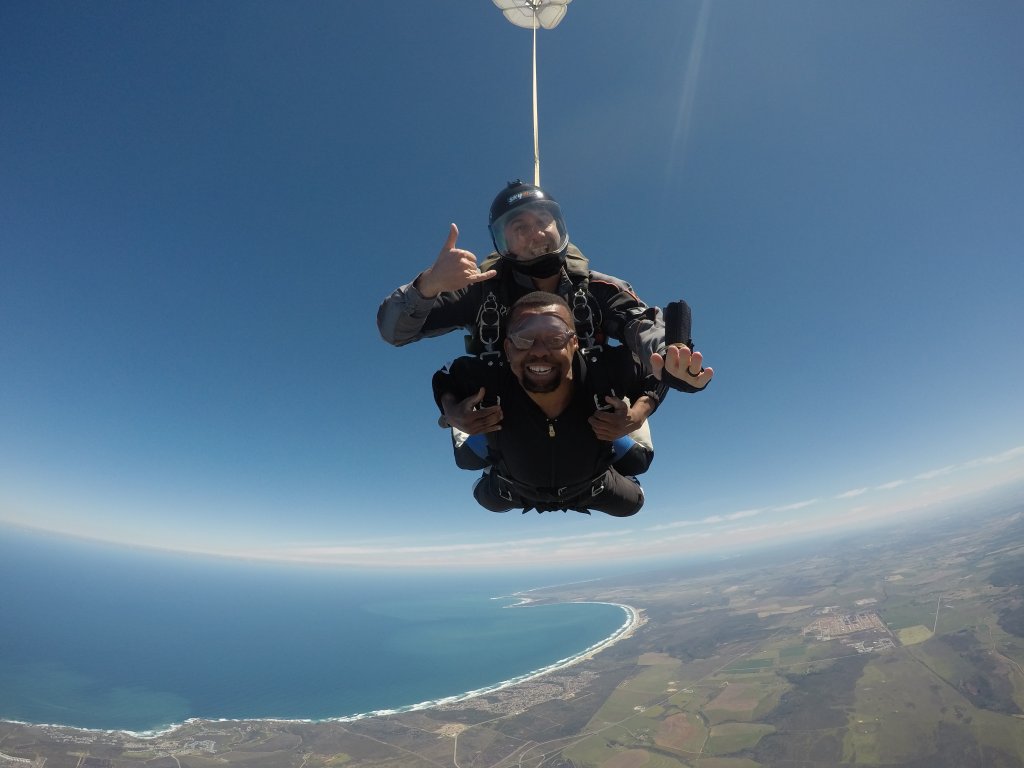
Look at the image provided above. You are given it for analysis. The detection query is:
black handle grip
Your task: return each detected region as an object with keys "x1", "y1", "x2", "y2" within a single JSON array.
[{"x1": 664, "y1": 300, "x2": 692, "y2": 348}]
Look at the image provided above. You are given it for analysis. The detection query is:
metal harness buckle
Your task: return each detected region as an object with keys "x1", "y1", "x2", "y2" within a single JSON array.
[
  {"x1": 495, "y1": 473, "x2": 515, "y2": 502},
  {"x1": 572, "y1": 288, "x2": 602, "y2": 358},
  {"x1": 478, "y1": 292, "x2": 501, "y2": 350}
]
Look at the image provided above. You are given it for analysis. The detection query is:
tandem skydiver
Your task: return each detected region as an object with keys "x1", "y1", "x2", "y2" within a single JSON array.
[
  {"x1": 433, "y1": 292, "x2": 655, "y2": 516},
  {"x1": 376, "y1": 180, "x2": 714, "y2": 469}
]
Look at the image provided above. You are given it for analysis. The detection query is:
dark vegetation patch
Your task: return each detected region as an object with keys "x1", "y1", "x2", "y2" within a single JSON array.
[
  {"x1": 891, "y1": 721, "x2": 1024, "y2": 768},
  {"x1": 765, "y1": 655, "x2": 869, "y2": 731},
  {"x1": 739, "y1": 655, "x2": 869, "y2": 766},
  {"x1": 990, "y1": 562, "x2": 1024, "y2": 588},
  {"x1": 999, "y1": 604, "x2": 1024, "y2": 638},
  {"x1": 939, "y1": 630, "x2": 1021, "y2": 714},
  {"x1": 744, "y1": 731, "x2": 846, "y2": 768},
  {"x1": 641, "y1": 611, "x2": 770, "y2": 662}
]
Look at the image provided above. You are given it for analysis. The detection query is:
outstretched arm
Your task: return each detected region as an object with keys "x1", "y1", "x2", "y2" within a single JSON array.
[
  {"x1": 377, "y1": 224, "x2": 498, "y2": 346},
  {"x1": 587, "y1": 273, "x2": 665, "y2": 380},
  {"x1": 650, "y1": 345, "x2": 714, "y2": 391}
]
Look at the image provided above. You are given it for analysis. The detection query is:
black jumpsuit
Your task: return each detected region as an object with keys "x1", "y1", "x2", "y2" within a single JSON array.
[{"x1": 432, "y1": 350, "x2": 652, "y2": 517}]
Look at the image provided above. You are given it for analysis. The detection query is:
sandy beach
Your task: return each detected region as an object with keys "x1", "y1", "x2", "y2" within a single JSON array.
[{"x1": 399, "y1": 599, "x2": 646, "y2": 718}]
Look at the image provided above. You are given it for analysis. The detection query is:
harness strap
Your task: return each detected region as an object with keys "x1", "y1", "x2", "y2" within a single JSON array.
[
  {"x1": 473, "y1": 266, "x2": 604, "y2": 359},
  {"x1": 493, "y1": 470, "x2": 607, "y2": 507},
  {"x1": 571, "y1": 285, "x2": 602, "y2": 357}
]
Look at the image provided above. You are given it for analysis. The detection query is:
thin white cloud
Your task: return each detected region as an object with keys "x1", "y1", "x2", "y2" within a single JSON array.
[
  {"x1": 836, "y1": 488, "x2": 869, "y2": 499},
  {"x1": 875, "y1": 479, "x2": 907, "y2": 490},
  {"x1": 772, "y1": 499, "x2": 819, "y2": 512},
  {"x1": 914, "y1": 465, "x2": 957, "y2": 481},
  {"x1": 723, "y1": 508, "x2": 763, "y2": 521},
  {"x1": 963, "y1": 445, "x2": 1024, "y2": 468},
  {"x1": 8, "y1": 445, "x2": 1023, "y2": 570},
  {"x1": 645, "y1": 519, "x2": 701, "y2": 532},
  {"x1": 732, "y1": 523, "x2": 773, "y2": 534},
  {"x1": 645, "y1": 508, "x2": 762, "y2": 532},
  {"x1": 875, "y1": 447, "x2": 1024, "y2": 492},
  {"x1": 651, "y1": 530, "x2": 716, "y2": 545},
  {"x1": 277, "y1": 529, "x2": 628, "y2": 559}
]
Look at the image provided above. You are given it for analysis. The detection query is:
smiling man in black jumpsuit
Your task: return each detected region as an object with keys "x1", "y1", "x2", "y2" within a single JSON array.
[{"x1": 433, "y1": 292, "x2": 655, "y2": 517}]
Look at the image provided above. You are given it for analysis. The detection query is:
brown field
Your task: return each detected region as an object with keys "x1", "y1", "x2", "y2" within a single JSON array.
[
  {"x1": 706, "y1": 683, "x2": 760, "y2": 712},
  {"x1": 601, "y1": 749, "x2": 650, "y2": 768},
  {"x1": 655, "y1": 712, "x2": 703, "y2": 752}
]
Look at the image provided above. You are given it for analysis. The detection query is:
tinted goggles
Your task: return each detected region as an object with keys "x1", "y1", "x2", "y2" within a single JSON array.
[{"x1": 507, "y1": 315, "x2": 577, "y2": 351}]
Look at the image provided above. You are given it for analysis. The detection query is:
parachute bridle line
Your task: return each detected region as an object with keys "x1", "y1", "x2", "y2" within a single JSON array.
[
  {"x1": 532, "y1": 6, "x2": 540, "y2": 186},
  {"x1": 494, "y1": 0, "x2": 571, "y2": 186}
]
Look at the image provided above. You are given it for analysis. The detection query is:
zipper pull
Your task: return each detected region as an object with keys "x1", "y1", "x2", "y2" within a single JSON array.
[{"x1": 548, "y1": 422, "x2": 556, "y2": 437}]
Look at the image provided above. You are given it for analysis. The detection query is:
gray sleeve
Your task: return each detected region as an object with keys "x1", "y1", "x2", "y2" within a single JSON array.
[
  {"x1": 376, "y1": 278, "x2": 437, "y2": 347},
  {"x1": 589, "y1": 271, "x2": 666, "y2": 378},
  {"x1": 624, "y1": 304, "x2": 666, "y2": 377}
]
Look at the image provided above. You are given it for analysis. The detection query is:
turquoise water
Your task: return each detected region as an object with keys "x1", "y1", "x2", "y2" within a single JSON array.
[{"x1": 0, "y1": 528, "x2": 626, "y2": 733}]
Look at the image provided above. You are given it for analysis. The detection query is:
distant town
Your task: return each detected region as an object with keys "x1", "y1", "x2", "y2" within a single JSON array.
[{"x1": 804, "y1": 604, "x2": 897, "y2": 653}]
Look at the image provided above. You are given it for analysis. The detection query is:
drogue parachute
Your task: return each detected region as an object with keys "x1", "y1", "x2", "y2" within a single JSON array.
[
  {"x1": 492, "y1": 0, "x2": 573, "y2": 184},
  {"x1": 493, "y1": 0, "x2": 571, "y2": 30}
]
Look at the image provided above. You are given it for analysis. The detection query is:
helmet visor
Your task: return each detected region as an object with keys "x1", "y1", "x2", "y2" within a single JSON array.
[{"x1": 489, "y1": 200, "x2": 569, "y2": 259}]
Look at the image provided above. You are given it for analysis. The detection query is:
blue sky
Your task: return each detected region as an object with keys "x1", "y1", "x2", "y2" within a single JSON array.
[{"x1": 2, "y1": 1, "x2": 1022, "y2": 569}]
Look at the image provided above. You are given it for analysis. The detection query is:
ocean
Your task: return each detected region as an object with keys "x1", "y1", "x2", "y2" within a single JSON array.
[{"x1": 0, "y1": 528, "x2": 628, "y2": 734}]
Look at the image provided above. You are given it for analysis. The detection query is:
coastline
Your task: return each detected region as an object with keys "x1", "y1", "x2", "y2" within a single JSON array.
[
  {"x1": 0, "y1": 597, "x2": 644, "y2": 739},
  {"x1": 411, "y1": 598, "x2": 645, "y2": 712}
]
